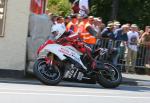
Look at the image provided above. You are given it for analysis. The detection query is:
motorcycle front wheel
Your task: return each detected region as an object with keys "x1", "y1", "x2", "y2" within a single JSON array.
[
  {"x1": 33, "y1": 59, "x2": 63, "y2": 85},
  {"x1": 97, "y1": 63, "x2": 122, "y2": 88}
]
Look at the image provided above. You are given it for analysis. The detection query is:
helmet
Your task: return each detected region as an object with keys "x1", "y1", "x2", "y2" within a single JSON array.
[{"x1": 51, "y1": 24, "x2": 66, "y2": 40}]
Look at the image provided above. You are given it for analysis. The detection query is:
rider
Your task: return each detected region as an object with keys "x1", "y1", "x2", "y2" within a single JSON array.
[{"x1": 50, "y1": 16, "x2": 66, "y2": 40}]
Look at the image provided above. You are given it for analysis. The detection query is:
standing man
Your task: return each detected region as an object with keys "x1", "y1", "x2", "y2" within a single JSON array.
[
  {"x1": 140, "y1": 26, "x2": 150, "y2": 68},
  {"x1": 113, "y1": 24, "x2": 129, "y2": 66},
  {"x1": 78, "y1": 16, "x2": 89, "y2": 35},
  {"x1": 113, "y1": 21, "x2": 121, "y2": 30},
  {"x1": 80, "y1": 16, "x2": 97, "y2": 48},
  {"x1": 101, "y1": 22, "x2": 115, "y2": 39},
  {"x1": 101, "y1": 22, "x2": 115, "y2": 48},
  {"x1": 66, "y1": 14, "x2": 79, "y2": 34},
  {"x1": 126, "y1": 24, "x2": 139, "y2": 73}
]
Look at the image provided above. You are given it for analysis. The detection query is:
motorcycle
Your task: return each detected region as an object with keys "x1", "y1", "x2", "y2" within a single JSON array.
[{"x1": 33, "y1": 34, "x2": 122, "y2": 88}]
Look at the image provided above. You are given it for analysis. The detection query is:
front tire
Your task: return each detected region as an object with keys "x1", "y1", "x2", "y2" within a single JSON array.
[
  {"x1": 33, "y1": 59, "x2": 63, "y2": 85},
  {"x1": 97, "y1": 63, "x2": 122, "y2": 88}
]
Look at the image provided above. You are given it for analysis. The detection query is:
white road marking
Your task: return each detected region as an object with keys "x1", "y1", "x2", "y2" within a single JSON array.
[
  {"x1": 0, "y1": 87, "x2": 125, "y2": 95},
  {"x1": 0, "y1": 83, "x2": 121, "y2": 94},
  {"x1": 0, "y1": 91, "x2": 149, "y2": 99},
  {"x1": 0, "y1": 82, "x2": 149, "y2": 95}
]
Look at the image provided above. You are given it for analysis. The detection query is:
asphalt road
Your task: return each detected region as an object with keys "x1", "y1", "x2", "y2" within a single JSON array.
[{"x1": 0, "y1": 80, "x2": 150, "y2": 103}]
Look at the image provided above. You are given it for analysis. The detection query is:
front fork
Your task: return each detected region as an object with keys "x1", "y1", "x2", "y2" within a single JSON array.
[{"x1": 45, "y1": 54, "x2": 54, "y2": 69}]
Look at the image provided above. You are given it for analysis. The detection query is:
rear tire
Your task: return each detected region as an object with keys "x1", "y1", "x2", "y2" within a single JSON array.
[
  {"x1": 33, "y1": 59, "x2": 63, "y2": 85},
  {"x1": 97, "y1": 63, "x2": 122, "y2": 88}
]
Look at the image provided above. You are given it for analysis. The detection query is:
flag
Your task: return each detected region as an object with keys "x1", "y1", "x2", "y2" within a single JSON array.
[
  {"x1": 30, "y1": 0, "x2": 44, "y2": 14},
  {"x1": 35, "y1": 0, "x2": 42, "y2": 7}
]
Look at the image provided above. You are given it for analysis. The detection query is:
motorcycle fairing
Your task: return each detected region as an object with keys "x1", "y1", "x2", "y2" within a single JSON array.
[{"x1": 39, "y1": 44, "x2": 87, "y2": 70}]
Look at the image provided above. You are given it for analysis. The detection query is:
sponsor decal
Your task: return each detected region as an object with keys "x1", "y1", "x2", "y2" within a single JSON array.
[{"x1": 58, "y1": 47, "x2": 80, "y2": 61}]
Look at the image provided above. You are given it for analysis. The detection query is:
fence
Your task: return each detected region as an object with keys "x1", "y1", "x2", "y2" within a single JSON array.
[{"x1": 96, "y1": 38, "x2": 150, "y2": 71}]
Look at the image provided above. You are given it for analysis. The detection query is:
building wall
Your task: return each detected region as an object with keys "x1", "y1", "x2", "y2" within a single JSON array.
[{"x1": 0, "y1": 0, "x2": 30, "y2": 71}]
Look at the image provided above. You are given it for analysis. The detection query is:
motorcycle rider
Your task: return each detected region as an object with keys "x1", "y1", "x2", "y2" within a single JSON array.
[{"x1": 50, "y1": 16, "x2": 67, "y2": 40}]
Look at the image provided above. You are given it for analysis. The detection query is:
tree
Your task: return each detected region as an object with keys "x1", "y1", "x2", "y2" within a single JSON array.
[
  {"x1": 90, "y1": 0, "x2": 112, "y2": 23},
  {"x1": 111, "y1": 0, "x2": 119, "y2": 20},
  {"x1": 90, "y1": 0, "x2": 150, "y2": 28},
  {"x1": 47, "y1": 0, "x2": 71, "y2": 16}
]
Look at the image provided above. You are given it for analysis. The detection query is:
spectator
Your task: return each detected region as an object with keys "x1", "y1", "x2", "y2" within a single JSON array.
[
  {"x1": 99, "y1": 23, "x2": 106, "y2": 32},
  {"x1": 113, "y1": 24, "x2": 129, "y2": 66},
  {"x1": 139, "y1": 30, "x2": 144, "y2": 39},
  {"x1": 64, "y1": 16, "x2": 71, "y2": 26},
  {"x1": 140, "y1": 26, "x2": 150, "y2": 68},
  {"x1": 93, "y1": 18, "x2": 102, "y2": 35},
  {"x1": 56, "y1": 16, "x2": 66, "y2": 32},
  {"x1": 113, "y1": 21, "x2": 121, "y2": 30},
  {"x1": 140, "y1": 26, "x2": 150, "y2": 43},
  {"x1": 101, "y1": 22, "x2": 115, "y2": 39},
  {"x1": 51, "y1": 15, "x2": 58, "y2": 25},
  {"x1": 136, "y1": 29, "x2": 145, "y2": 67},
  {"x1": 101, "y1": 22, "x2": 115, "y2": 48},
  {"x1": 125, "y1": 24, "x2": 140, "y2": 73},
  {"x1": 66, "y1": 14, "x2": 79, "y2": 33},
  {"x1": 80, "y1": 16, "x2": 97, "y2": 48},
  {"x1": 78, "y1": 16, "x2": 88, "y2": 34},
  {"x1": 56, "y1": 16, "x2": 64, "y2": 24},
  {"x1": 77, "y1": 14, "x2": 83, "y2": 24}
]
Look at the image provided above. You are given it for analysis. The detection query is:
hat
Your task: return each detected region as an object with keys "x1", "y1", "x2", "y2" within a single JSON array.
[
  {"x1": 88, "y1": 16, "x2": 94, "y2": 21},
  {"x1": 94, "y1": 18, "x2": 102, "y2": 22},
  {"x1": 122, "y1": 24, "x2": 129, "y2": 28},
  {"x1": 131, "y1": 24, "x2": 138, "y2": 28},
  {"x1": 107, "y1": 22, "x2": 114, "y2": 28},
  {"x1": 114, "y1": 21, "x2": 120, "y2": 26},
  {"x1": 88, "y1": 16, "x2": 94, "y2": 19}
]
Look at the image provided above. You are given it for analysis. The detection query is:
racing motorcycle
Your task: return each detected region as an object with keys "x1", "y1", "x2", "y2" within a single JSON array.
[{"x1": 33, "y1": 33, "x2": 122, "y2": 88}]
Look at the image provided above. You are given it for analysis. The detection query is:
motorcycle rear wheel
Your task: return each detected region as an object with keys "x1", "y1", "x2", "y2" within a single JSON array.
[
  {"x1": 97, "y1": 63, "x2": 122, "y2": 88},
  {"x1": 33, "y1": 59, "x2": 63, "y2": 85}
]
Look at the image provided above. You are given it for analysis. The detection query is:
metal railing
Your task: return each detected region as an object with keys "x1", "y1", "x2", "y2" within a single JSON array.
[{"x1": 96, "y1": 38, "x2": 150, "y2": 70}]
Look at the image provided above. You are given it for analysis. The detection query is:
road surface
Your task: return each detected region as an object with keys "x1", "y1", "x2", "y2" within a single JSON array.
[{"x1": 0, "y1": 79, "x2": 149, "y2": 103}]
